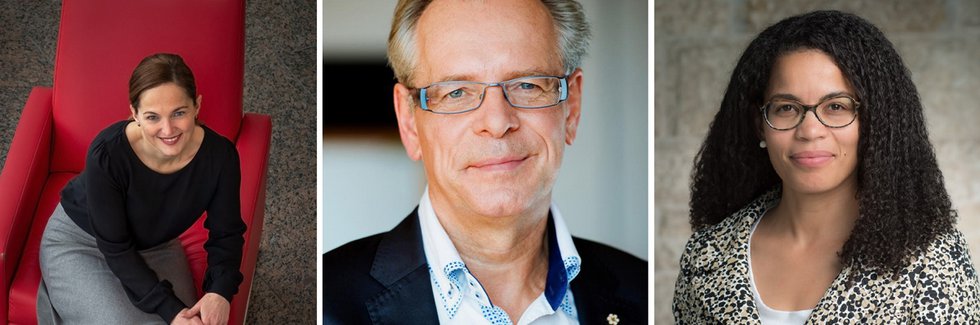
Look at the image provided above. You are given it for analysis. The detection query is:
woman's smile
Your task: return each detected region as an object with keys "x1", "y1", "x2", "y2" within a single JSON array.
[
  {"x1": 159, "y1": 133, "x2": 182, "y2": 146},
  {"x1": 789, "y1": 150, "x2": 835, "y2": 168}
]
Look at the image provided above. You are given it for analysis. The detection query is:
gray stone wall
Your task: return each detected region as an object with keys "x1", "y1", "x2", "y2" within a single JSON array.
[{"x1": 654, "y1": 0, "x2": 980, "y2": 323}]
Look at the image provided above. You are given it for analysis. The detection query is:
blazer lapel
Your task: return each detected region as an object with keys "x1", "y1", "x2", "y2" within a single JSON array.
[
  {"x1": 572, "y1": 281, "x2": 639, "y2": 324},
  {"x1": 365, "y1": 209, "x2": 439, "y2": 324},
  {"x1": 683, "y1": 194, "x2": 770, "y2": 324},
  {"x1": 571, "y1": 246, "x2": 645, "y2": 324}
]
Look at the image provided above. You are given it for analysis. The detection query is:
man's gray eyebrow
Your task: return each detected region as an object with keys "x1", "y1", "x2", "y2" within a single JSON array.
[{"x1": 432, "y1": 68, "x2": 562, "y2": 84}]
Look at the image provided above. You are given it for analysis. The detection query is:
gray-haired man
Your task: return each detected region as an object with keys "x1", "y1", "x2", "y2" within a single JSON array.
[{"x1": 324, "y1": 1, "x2": 647, "y2": 323}]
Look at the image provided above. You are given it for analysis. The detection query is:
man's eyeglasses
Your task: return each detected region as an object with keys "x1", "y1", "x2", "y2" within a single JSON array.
[
  {"x1": 760, "y1": 95, "x2": 860, "y2": 130},
  {"x1": 413, "y1": 75, "x2": 568, "y2": 114}
]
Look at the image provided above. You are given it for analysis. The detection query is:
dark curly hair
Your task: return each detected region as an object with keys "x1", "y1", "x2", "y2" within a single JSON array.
[{"x1": 689, "y1": 10, "x2": 956, "y2": 273}]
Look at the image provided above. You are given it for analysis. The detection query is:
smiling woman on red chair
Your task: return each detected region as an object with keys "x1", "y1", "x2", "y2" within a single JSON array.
[{"x1": 37, "y1": 53, "x2": 245, "y2": 325}]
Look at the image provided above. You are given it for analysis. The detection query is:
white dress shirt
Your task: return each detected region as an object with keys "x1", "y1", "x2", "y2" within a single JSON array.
[{"x1": 418, "y1": 189, "x2": 581, "y2": 325}]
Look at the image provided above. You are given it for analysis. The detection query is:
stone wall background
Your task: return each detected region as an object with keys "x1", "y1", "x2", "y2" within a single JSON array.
[{"x1": 654, "y1": 0, "x2": 980, "y2": 323}]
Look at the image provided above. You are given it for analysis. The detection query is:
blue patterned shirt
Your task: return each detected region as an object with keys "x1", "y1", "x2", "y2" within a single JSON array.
[{"x1": 418, "y1": 190, "x2": 582, "y2": 325}]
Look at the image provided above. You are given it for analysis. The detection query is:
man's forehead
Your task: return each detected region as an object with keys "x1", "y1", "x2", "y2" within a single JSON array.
[{"x1": 413, "y1": 0, "x2": 562, "y2": 84}]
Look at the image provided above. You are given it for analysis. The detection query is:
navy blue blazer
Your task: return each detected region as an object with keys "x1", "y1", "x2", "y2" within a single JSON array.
[{"x1": 323, "y1": 208, "x2": 648, "y2": 324}]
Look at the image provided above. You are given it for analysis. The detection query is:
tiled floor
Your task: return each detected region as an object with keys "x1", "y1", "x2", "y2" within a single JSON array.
[{"x1": 0, "y1": 1, "x2": 317, "y2": 323}]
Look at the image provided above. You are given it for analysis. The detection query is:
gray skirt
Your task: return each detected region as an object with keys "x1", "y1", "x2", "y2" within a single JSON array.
[{"x1": 37, "y1": 204, "x2": 197, "y2": 324}]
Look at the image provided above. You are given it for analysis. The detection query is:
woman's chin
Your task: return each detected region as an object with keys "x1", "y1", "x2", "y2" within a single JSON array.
[
  {"x1": 153, "y1": 143, "x2": 184, "y2": 158},
  {"x1": 784, "y1": 177, "x2": 853, "y2": 195}
]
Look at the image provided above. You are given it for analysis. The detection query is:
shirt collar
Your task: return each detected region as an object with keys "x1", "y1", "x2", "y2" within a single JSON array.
[{"x1": 418, "y1": 188, "x2": 582, "y2": 319}]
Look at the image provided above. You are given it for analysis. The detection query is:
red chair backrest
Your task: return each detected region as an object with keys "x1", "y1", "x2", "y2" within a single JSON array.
[{"x1": 51, "y1": 0, "x2": 245, "y2": 173}]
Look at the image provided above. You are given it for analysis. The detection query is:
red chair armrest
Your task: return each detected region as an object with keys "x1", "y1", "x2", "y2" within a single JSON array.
[
  {"x1": 229, "y1": 113, "x2": 271, "y2": 324},
  {"x1": 0, "y1": 87, "x2": 54, "y2": 321}
]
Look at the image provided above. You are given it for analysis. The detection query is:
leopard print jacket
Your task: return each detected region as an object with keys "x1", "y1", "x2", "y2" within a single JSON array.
[{"x1": 673, "y1": 189, "x2": 980, "y2": 324}]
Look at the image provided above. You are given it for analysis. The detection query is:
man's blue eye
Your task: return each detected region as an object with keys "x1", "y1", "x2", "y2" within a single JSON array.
[
  {"x1": 448, "y1": 89, "x2": 464, "y2": 98},
  {"x1": 519, "y1": 83, "x2": 536, "y2": 90}
]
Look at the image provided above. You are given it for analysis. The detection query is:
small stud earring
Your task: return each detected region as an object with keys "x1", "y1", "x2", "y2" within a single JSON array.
[{"x1": 759, "y1": 140, "x2": 767, "y2": 148}]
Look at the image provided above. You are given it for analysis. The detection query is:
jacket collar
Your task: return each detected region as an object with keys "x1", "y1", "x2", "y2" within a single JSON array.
[
  {"x1": 682, "y1": 189, "x2": 780, "y2": 324},
  {"x1": 365, "y1": 208, "x2": 440, "y2": 323},
  {"x1": 570, "y1": 237, "x2": 646, "y2": 324},
  {"x1": 365, "y1": 207, "x2": 631, "y2": 324}
]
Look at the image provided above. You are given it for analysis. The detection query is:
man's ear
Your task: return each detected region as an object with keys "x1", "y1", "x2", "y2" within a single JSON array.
[
  {"x1": 563, "y1": 68, "x2": 583, "y2": 145},
  {"x1": 394, "y1": 83, "x2": 423, "y2": 161}
]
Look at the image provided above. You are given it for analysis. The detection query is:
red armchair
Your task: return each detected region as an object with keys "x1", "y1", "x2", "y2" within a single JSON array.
[{"x1": 0, "y1": 1, "x2": 270, "y2": 324}]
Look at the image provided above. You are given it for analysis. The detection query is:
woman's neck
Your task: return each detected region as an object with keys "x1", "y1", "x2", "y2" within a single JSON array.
[
  {"x1": 127, "y1": 122, "x2": 204, "y2": 173},
  {"x1": 765, "y1": 180, "x2": 860, "y2": 246}
]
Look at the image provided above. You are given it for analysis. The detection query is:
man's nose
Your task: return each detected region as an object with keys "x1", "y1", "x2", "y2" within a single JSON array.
[{"x1": 473, "y1": 86, "x2": 520, "y2": 138}]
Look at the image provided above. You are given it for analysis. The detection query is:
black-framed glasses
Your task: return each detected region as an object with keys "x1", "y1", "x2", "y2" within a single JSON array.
[
  {"x1": 761, "y1": 95, "x2": 860, "y2": 130},
  {"x1": 413, "y1": 75, "x2": 568, "y2": 114}
]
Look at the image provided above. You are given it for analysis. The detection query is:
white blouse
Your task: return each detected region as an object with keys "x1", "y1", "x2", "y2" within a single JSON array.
[{"x1": 748, "y1": 217, "x2": 814, "y2": 325}]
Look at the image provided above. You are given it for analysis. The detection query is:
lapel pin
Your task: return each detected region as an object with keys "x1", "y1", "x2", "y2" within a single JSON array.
[{"x1": 607, "y1": 313, "x2": 620, "y2": 325}]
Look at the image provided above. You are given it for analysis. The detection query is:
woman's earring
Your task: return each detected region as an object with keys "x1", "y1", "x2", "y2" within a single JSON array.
[{"x1": 759, "y1": 140, "x2": 767, "y2": 148}]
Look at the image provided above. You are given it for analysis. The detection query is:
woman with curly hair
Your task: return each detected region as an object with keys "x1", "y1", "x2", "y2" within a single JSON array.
[{"x1": 673, "y1": 10, "x2": 979, "y2": 324}]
